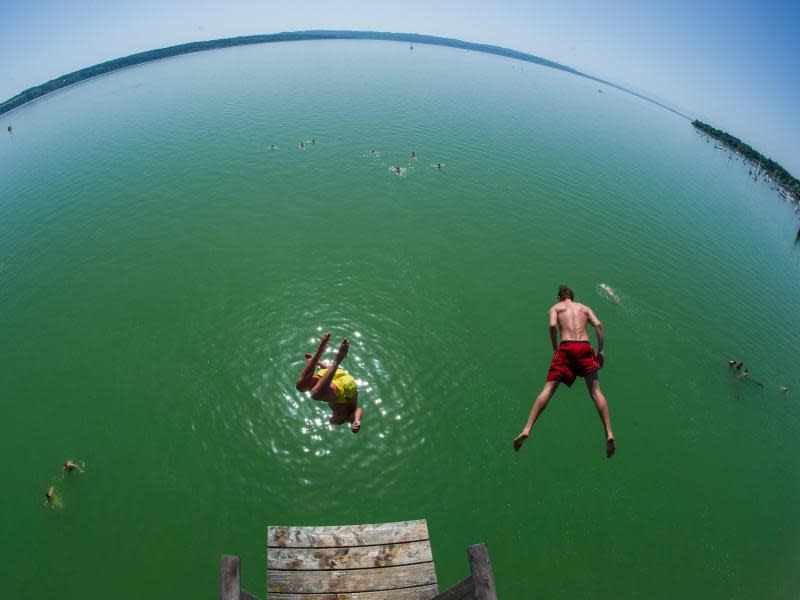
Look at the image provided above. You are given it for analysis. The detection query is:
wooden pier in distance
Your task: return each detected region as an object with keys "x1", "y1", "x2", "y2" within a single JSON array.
[{"x1": 221, "y1": 519, "x2": 497, "y2": 599}]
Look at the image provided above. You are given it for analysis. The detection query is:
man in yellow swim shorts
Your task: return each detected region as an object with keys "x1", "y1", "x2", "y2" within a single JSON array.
[{"x1": 295, "y1": 333, "x2": 362, "y2": 433}]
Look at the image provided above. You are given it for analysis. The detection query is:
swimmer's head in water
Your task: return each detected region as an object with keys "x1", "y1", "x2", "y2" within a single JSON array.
[{"x1": 558, "y1": 285, "x2": 574, "y2": 301}]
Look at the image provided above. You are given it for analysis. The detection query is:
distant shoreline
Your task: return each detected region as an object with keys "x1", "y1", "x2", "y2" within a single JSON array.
[
  {"x1": 693, "y1": 120, "x2": 799, "y2": 202},
  {"x1": 0, "y1": 30, "x2": 688, "y2": 120},
  {"x1": 11, "y1": 30, "x2": 794, "y2": 194}
]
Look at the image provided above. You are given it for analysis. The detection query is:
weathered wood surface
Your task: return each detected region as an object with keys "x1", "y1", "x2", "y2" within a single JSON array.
[
  {"x1": 268, "y1": 520, "x2": 430, "y2": 548},
  {"x1": 267, "y1": 586, "x2": 439, "y2": 600},
  {"x1": 432, "y1": 576, "x2": 475, "y2": 600},
  {"x1": 268, "y1": 562, "x2": 437, "y2": 594},
  {"x1": 268, "y1": 540, "x2": 433, "y2": 570},
  {"x1": 467, "y1": 544, "x2": 497, "y2": 600},
  {"x1": 220, "y1": 555, "x2": 241, "y2": 600}
]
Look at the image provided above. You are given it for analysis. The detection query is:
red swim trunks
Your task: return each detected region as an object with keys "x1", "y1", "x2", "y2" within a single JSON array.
[{"x1": 546, "y1": 340, "x2": 600, "y2": 387}]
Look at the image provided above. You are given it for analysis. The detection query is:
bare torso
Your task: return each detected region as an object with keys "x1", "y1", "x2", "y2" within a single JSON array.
[{"x1": 552, "y1": 300, "x2": 593, "y2": 341}]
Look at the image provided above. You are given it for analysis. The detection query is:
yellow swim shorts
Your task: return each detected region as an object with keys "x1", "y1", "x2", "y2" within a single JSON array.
[{"x1": 315, "y1": 368, "x2": 357, "y2": 404}]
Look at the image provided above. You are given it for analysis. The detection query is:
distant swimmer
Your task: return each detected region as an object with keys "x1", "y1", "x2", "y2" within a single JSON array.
[
  {"x1": 62, "y1": 460, "x2": 83, "y2": 474},
  {"x1": 599, "y1": 283, "x2": 621, "y2": 305},
  {"x1": 740, "y1": 369, "x2": 764, "y2": 388},
  {"x1": 299, "y1": 142, "x2": 305, "y2": 149},
  {"x1": 434, "y1": 163, "x2": 444, "y2": 170},
  {"x1": 7, "y1": 122, "x2": 11, "y2": 132},
  {"x1": 393, "y1": 166, "x2": 402, "y2": 175},
  {"x1": 780, "y1": 385, "x2": 788, "y2": 395},
  {"x1": 296, "y1": 333, "x2": 362, "y2": 433},
  {"x1": 44, "y1": 486, "x2": 54, "y2": 506},
  {"x1": 270, "y1": 144, "x2": 276, "y2": 150},
  {"x1": 370, "y1": 149, "x2": 376, "y2": 154},
  {"x1": 411, "y1": 151, "x2": 417, "y2": 159},
  {"x1": 513, "y1": 285, "x2": 616, "y2": 458},
  {"x1": 312, "y1": 138, "x2": 316, "y2": 144}
]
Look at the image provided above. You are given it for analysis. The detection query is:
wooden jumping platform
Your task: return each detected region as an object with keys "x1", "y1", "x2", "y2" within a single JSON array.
[{"x1": 221, "y1": 519, "x2": 497, "y2": 599}]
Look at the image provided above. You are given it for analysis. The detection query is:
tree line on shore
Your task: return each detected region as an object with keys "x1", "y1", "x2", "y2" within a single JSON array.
[
  {"x1": 0, "y1": 31, "x2": 580, "y2": 119},
  {"x1": 693, "y1": 120, "x2": 799, "y2": 199}
]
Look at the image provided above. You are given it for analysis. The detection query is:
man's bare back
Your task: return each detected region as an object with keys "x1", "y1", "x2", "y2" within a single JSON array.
[{"x1": 552, "y1": 301, "x2": 592, "y2": 341}]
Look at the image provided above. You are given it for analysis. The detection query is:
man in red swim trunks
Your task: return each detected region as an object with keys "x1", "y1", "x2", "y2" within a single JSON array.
[{"x1": 513, "y1": 285, "x2": 616, "y2": 458}]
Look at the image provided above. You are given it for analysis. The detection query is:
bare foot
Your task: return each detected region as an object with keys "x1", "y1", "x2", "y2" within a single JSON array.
[
  {"x1": 513, "y1": 432, "x2": 528, "y2": 452},
  {"x1": 606, "y1": 435, "x2": 616, "y2": 458},
  {"x1": 318, "y1": 332, "x2": 331, "y2": 351},
  {"x1": 334, "y1": 338, "x2": 349, "y2": 363}
]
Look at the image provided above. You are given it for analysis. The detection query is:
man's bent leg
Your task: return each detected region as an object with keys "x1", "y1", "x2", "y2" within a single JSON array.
[
  {"x1": 585, "y1": 372, "x2": 615, "y2": 458},
  {"x1": 513, "y1": 380, "x2": 560, "y2": 451},
  {"x1": 311, "y1": 338, "x2": 349, "y2": 401},
  {"x1": 296, "y1": 332, "x2": 331, "y2": 391}
]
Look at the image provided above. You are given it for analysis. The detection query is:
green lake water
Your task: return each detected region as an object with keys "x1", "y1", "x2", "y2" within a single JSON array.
[{"x1": 1, "y1": 40, "x2": 799, "y2": 599}]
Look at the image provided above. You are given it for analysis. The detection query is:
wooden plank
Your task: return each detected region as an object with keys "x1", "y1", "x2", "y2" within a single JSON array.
[
  {"x1": 267, "y1": 585, "x2": 439, "y2": 600},
  {"x1": 268, "y1": 520, "x2": 430, "y2": 548},
  {"x1": 432, "y1": 577, "x2": 475, "y2": 600},
  {"x1": 467, "y1": 545, "x2": 497, "y2": 600},
  {"x1": 267, "y1": 562, "x2": 437, "y2": 594},
  {"x1": 268, "y1": 540, "x2": 433, "y2": 570},
  {"x1": 220, "y1": 555, "x2": 241, "y2": 600}
]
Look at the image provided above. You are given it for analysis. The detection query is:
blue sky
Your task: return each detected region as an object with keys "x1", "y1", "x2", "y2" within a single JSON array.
[{"x1": 1, "y1": 0, "x2": 798, "y2": 172}]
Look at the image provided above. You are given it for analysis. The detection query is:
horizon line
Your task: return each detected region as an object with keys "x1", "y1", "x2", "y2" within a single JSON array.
[{"x1": 0, "y1": 30, "x2": 691, "y2": 120}]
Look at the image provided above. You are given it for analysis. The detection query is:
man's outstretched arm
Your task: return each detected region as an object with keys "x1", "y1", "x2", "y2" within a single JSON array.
[
  {"x1": 548, "y1": 307, "x2": 558, "y2": 352},
  {"x1": 587, "y1": 307, "x2": 604, "y2": 366},
  {"x1": 351, "y1": 407, "x2": 363, "y2": 433}
]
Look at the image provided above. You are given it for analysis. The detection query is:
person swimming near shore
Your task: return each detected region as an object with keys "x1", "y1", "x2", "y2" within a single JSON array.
[
  {"x1": 780, "y1": 385, "x2": 788, "y2": 395},
  {"x1": 411, "y1": 151, "x2": 417, "y2": 159},
  {"x1": 44, "y1": 486, "x2": 54, "y2": 506},
  {"x1": 513, "y1": 285, "x2": 616, "y2": 458},
  {"x1": 270, "y1": 144, "x2": 276, "y2": 150},
  {"x1": 434, "y1": 163, "x2": 444, "y2": 170},
  {"x1": 62, "y1": 460, "x2": 83, "y2": 474},
  {"x1": 299, "y1": 142, "x2": 305, "y2": 149},
  {"x1": 312, "y1": 138, "x2": 316, "y2": 144},
  {"x1": 296, "y1": 333, "x2": 362, "y2": 433},
  {"x1": 600, "y1": 283, "x2": 621, "y2": 305},
  {"x1": 392, "y1": 166, "x2": 403, "y2": 175}
]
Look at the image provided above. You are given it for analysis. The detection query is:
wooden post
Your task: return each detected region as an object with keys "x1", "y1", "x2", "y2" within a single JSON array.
[
  {"x1": 467, "y1": 544, "x2": 497, "y2": 600},
  {"x1": 220, "y1": 555, "x2": 241, "y2": 600}
]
